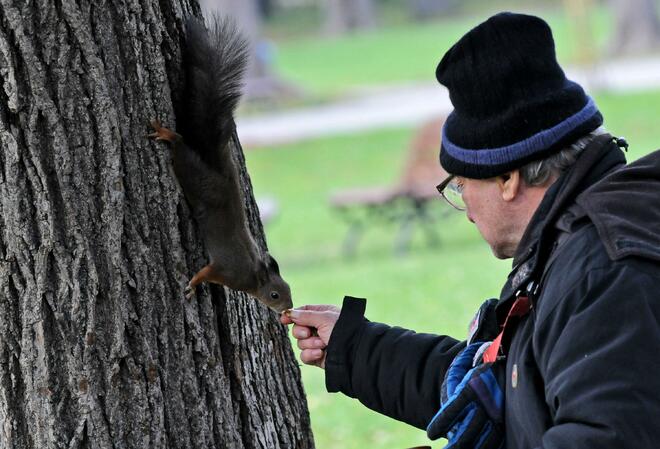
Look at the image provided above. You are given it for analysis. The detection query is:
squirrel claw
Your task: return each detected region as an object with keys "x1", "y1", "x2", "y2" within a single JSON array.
[
  {"x1": 148, "y1": 119, "x2": 163, "y2": 140},
  {"x1": 148, "y1": 119, "x2": 179, "y2": 143},
  {"x1": 184, "y1": 284, "x2": 196, "y2": 300}
]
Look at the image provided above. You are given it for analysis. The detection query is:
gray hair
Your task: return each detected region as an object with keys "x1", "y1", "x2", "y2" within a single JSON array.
[{"x1": 520, "y1": 126, "x2": 608, "y2": 186}]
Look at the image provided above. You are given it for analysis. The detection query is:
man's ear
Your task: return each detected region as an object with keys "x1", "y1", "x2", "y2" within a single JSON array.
[{"x1": 496, "y1": 170, "x2": 521, "y2": 202}]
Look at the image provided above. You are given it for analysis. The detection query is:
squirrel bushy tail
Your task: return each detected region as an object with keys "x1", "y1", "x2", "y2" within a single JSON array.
[{"x1": 179, "y1": 17, "x2": 249, "y2": 163}]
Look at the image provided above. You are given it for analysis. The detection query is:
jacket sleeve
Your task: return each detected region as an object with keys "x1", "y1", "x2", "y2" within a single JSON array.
[
  {"x1": 533, "y1": 262, "x2": 660, "y2": 448},
  {"x1": 325, "y1": 296, "x2": 466, "y2": 430}
]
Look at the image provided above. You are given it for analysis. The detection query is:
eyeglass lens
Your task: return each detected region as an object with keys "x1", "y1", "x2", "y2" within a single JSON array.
[{"x1": 444, "y1": 179, "x2": 466, "y2": 210}]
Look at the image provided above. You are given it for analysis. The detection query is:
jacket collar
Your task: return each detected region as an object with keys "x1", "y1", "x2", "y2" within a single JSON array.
[{"x1": 499, "y1": 134, "x2": 627, "y2": 302}]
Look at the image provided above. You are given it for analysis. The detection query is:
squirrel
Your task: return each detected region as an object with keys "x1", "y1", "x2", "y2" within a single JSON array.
[{"x1": 149, "y1": 17, "x2": 292, "y2": 313}]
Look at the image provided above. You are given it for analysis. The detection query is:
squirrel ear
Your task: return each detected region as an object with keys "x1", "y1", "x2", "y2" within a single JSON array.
[
  {"x1": 256, "y1": 260, "x2": 270, "y2": 286},
  {"x1": 267, "y1": 254, "x2": 280, "y2": 275}
]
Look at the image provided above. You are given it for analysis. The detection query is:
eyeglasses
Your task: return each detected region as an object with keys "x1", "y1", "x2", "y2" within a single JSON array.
[{"x1": 436, "y1": 175, "x2": 466, "y2": 211}]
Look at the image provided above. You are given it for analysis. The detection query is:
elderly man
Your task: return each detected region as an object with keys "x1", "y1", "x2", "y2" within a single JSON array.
[{"x1": 282, "y1": 12, "x2": 660, "y2": 449}]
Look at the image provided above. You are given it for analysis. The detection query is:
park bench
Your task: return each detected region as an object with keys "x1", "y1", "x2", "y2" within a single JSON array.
[{"x1": 329, "y1": 116, "x2": 450, "y2": 256}]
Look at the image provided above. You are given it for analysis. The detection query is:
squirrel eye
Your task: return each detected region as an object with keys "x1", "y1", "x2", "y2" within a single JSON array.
[{"x1": 270, "y1": 291, "x2": 280, "y2": 300}]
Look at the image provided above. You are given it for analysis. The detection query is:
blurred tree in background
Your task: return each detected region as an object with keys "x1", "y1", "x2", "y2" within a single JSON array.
[
  {"x1": 200, "y1": 0, "x2": 302, "y2": 102},
  {"x1": 407, "y1": 0, "x2": 462, "y2": 21},
  {"x1": 324, "y1": 0, "x2": 377, "y2": 35},
  {"x1": 201, "y1": 0, "x2": 263, "y2": 74},
  {"x1": 609, "y1": 0, "x2": 660, "y2": 55}
]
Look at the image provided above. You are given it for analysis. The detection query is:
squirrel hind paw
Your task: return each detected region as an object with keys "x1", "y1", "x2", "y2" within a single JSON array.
[
  {"x1": 184, "y1": 284, "x2": 196, "y2": 300},
  {"x1": 148, "y1": 119, "x2": 179, "y2": 143},
  {"x1": 147, "y1": 119, "x2": 162, "y2": 138}
]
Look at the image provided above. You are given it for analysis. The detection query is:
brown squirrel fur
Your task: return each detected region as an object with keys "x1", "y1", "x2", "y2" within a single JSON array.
[{"x1": 149, "y1": 18, "x2": 292, "y2": 313}]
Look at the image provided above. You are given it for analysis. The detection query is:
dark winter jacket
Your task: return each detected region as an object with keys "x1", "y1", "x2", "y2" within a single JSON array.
[{"x1": 325, "y1": 134, "x2": 660, "y2": 448}]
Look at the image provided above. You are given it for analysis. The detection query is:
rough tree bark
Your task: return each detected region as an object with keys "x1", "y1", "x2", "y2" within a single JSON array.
[{"x1": 0, "y1": 1, "x2": 314, "y2": 448}]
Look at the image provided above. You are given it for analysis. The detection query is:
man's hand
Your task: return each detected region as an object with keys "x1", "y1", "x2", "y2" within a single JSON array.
[{"x1": 280, "y1": 305, "x2": 340, "y2": 369}]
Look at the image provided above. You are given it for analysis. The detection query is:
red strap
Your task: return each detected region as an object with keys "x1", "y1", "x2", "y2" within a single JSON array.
[{"x1": 483, "y1": 296, "x2": 531, "y2": 363}]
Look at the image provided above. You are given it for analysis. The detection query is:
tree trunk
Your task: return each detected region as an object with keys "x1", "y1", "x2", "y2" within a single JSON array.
[
  {"x1": 0, "y1": 1, "x2": 314, "y2": 448},
  {"x1": 407, "y1": 0, "x2": 461, "y2": 21},
  {"x1": 608, "y1": 0, "x2": 660, "y2": 55},
  {"x1": 563, "y1": 0, "x2": 597, "y2": 64},
  {"x1": 324, "y1": 0, "x2": 376, "y2": 36}
]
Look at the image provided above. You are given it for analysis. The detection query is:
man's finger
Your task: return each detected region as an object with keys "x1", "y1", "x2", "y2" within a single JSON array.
[
  {"x1": 292, "y1": 324, "x2": 312, "y2": 339},
  {"x1": 300, "y1": 349, "x2": 324, "y2": 365},
  {"x1": 282, "y1": 305, "x2": 339, "y2": 326},
  {"x1": 296, "y1": 304, "x2": 340, "y2": 313},
  {"x1": 297, "y1": 337, "x2": 326, "y2": 350},
  {"x1": 288, "y1": 309, "x2": 335, "y2": 328}
]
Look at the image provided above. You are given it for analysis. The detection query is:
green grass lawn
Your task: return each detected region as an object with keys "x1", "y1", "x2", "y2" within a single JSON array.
[
  {"x1": 245, "y1": 89, "x2": 660, "y2": 449},
  {"x1": 271, "y1": 6, "x2": 613, "y2": 99}
]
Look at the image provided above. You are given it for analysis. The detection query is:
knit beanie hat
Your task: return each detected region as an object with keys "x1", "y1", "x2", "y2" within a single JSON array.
[{"x1": 437, "y1": 12, "x2": 603, "y2": 179}]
